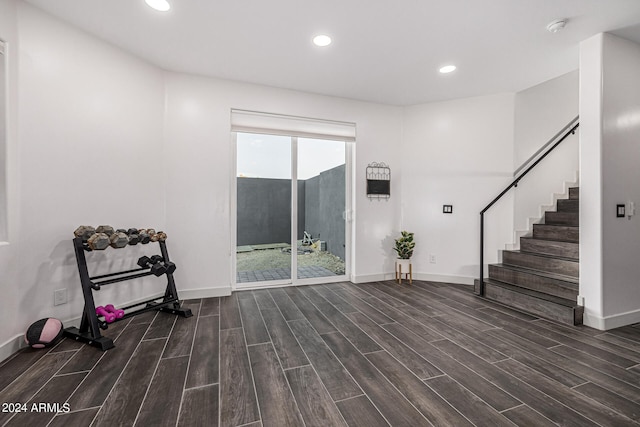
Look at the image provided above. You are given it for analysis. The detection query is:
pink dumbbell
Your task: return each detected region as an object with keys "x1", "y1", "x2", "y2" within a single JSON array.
[
  {"x1": 96, "y1": 306, "x2": 116, "y2": 323},
  {"x1": 105, "y1": 304, "x2": 125, "y2": 319}
]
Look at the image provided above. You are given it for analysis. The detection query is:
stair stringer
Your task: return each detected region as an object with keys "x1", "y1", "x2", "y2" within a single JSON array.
[{"x1": 505, "y1": 171, "x2": 579, "y2": 251}]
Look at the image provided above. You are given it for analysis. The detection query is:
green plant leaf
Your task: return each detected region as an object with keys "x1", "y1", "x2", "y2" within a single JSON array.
[{"x1": 393, "y1": 231, "x2": 415, "y2": 259}]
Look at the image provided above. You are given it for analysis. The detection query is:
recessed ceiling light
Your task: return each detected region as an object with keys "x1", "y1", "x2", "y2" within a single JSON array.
[
  {"x1": 313, "y1": 35, "x2": 332, "y2": 47},
  {"x1": 145, "y1": 0, "x2": 170, "y2": 12},
  {"x1": 439, "y1": 65, "x2": 456, "y2": 74}
]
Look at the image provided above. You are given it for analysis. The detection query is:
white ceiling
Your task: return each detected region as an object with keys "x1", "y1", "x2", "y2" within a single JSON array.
[{"x1": 24, "y1": 0, "x2": 640, "y2": 106}]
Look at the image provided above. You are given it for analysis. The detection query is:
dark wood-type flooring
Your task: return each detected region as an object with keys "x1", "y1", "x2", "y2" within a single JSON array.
[{"x1": 3, "y1": 280, "x2": 640, "y2": 426}]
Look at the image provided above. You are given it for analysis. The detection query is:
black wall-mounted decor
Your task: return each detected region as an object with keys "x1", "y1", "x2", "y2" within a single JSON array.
[{"x1": 366, "y1": 162, "x2": 391, "y2": 200}]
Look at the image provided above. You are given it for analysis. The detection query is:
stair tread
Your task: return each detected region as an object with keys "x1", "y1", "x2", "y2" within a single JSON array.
[
  {"x1": 505, "y1": 250, "x2": 579, "y2": 264},
  {"x1": 483, "y1": 279, "x2": 578, "y2": 307},
  {"x1": 544, "y1": 211, "x2": 578, "y2": 215},
  {"x1": 557, "y1": 199, "x2": 579, "y2": 212},
  {"x1": 491, "y1": 263, "x2": 579, "y2": 285},
  {"x1": 532, "y1": 224, "x2": 579, "y2": 243},
  {"x1": 519, "y1": 236, "x2": 579, "y2": 260},
  {"x1": 520, "y1": 235, "x2": 579, "y2": 246},
  {"x1": 522, "y1": 236, "x2": 579, "y2": 246},
  {"x1": 521, "y1": 235, "x2": 578, "y2": 242},
  {"x1": 569, "y1": 187, "x2": 579, "y2": 200}
]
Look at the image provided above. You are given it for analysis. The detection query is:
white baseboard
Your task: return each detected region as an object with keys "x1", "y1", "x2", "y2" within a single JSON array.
[
  {"x1": 352, "y1": 273, "x2": 394, "y2": 283},
  {"x1": 583, "y1": 307, "x2": 640, "y2": 331},
  {"x1": 353, "y1": 272, "x2": 474, "y2": 286},
  {"x1": 179, "y1": 287, "x2": 231, "y2": 299},
  {"x1": 1, "y1": 313, "x2": 87, "y2": 364},
  {"x1": 582, "y1": 312, "x2": 605, "y2": 330},
  {"x1": 412, "y1": 273, "x2": 474, "y2": 285},
  {"x1": 0, "y1": 334, "x2": 27, "y2": 365}
]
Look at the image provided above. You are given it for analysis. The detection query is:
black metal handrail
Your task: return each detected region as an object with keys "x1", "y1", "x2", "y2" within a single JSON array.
[{"x1": 478, "y1": 118, "x2": 580, "y2": 296}]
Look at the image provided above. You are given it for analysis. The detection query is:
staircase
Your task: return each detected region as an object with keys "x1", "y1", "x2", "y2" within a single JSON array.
[{"x1": 477, "y1": 187, "x2": 582, "y2": 325}]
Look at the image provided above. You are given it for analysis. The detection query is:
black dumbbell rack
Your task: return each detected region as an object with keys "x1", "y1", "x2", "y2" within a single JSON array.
[{"x1": 63, "y1": 237, "x2": 192, "y2": 350}]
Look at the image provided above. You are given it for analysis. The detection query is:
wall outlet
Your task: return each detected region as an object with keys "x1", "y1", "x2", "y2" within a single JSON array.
[
  {"x1": 429, "y1": 254, "x2": 437, "y2": 264},
  {"x1": 54, "y1": 288, "x2": 67, "y2": 306}
]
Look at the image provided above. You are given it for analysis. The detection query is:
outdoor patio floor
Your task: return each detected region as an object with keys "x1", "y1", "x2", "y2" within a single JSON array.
[{"x1": 237, "y1": 266, "x2": 336, "y2": 283}]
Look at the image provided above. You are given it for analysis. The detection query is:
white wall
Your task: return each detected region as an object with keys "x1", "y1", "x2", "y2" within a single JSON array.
[
  {"x1": 163, "y1": 73, "x2": 403, "y2": 292},
  {"x1": 580, "y1": 33, "x2": 640, "y2": 329},
  {"x1": 0, "y1": 0, "x2": 22, "y2": 361},
  {"x1": 0, "y1": 23, "x2": 8, "y2": 242},
  {"x1": 513, "y1": 71, "x2": 579, "y2": 234},
  {"x1": 579, "y1": 34, "x2": 604, "y2": 328},
  {"x1": 601, "y1": 34, "x2": 640, "y2": 326},
  {"x1": 401, "y1": 93, "x2": 515, "y2": 283},
  {"x1": 0, "y1": 3, "x2": 166, "y2": 357},
  {"x1": 514, "y1": 71, "x2": 579, "y2": 168}
]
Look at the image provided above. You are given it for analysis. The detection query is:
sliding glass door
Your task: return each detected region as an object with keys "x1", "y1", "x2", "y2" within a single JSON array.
[
  {"x1": 235, "y1": 133, "x2": 348, "y2": 288},
  {"x1": 236, "y1": 133, "x2": 292, "y2": 284},
  {"x1": 296, "y1": 138, "x2": 346, "y2": 280}
]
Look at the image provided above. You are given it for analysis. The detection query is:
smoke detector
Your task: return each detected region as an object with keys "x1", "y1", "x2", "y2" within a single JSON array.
[{"x1": 547, "y1": 19, "x2": 567, "y2": 33}]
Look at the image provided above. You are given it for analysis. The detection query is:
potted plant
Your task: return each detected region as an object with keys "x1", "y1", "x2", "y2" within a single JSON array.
[
  {"x1": 394, "y1": 230, "x2": 415, "y2": 260},
  {"x1": 394, "y1": 231, "x2": 415, "y2": 283}
]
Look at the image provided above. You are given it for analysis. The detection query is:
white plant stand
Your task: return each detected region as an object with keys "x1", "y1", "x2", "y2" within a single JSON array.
[{"x1": 395, "y1": 259, "x2": 412, "y2": 285}]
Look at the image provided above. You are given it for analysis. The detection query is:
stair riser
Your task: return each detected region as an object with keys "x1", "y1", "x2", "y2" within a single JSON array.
[
  {"x1": 533, "y1": 225, "x2": 579, "y2": 243},
  {"x1": 483, "y1": 282, "x2": 583, "y2": 325},
  {"x1": 489, "y1": 265, "x2": 578, "y2": 300},
  {"x1": 544, "y1": 212, "x2": 579, "y2": 226},
  {"x1": 520, "y1": 238, "x2": 579, "y2": 259},
  {"x1": 557, "y1": 199, "x2": 579, "y2": 212},
  {"x1": 503, "y1": 251, "x2": 579, "y2": 278},
  {"x1": 569, "y1": 187, "x2": 579, "y2": 200}
]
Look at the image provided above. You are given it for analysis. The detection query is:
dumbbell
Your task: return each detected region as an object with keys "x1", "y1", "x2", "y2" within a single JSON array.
[
  {"x1": 149, "y1": 255, "x2": 175, "y2": 274},
  {"x1": 127, "y1": 228, "x2": 141, "y2": 245},
  {"x1": 137, "y1": 255, "x2": 152, "y2": 268},
  {"x1": 137, "y1": 255, "x2": 167, "y2": 276},
  {"x1": 104, "y1": 304, "x2": 125, "y2": 319},
  {"x1": 110, "y1": 232, "x2": 128, "y2": 248},
  {"x1": 138, "y1": 229, "x2": 151, "y2": 244},
  {"x1": 115, "y1": 228, "x2": 140, "y2": 245},
  {"x1": 150, "y1": 231, "x2": 167, "y2": 242},
  {"x1": 150, "y1": 255, "x2": 176, "y2": 274},
  {"x1": 163, "y1": 261, "x2": 176, "y2": 274},
  {"x1": 96, "y1": 306, "x2": 116, "y2": 323},
  {"x1": 96, "y1": 225, "x2": 114, "y2": 236},
  {"x1": 87, "y1": 232, "x2": 110, "y2": 250},
  {"x1": 74, "y1": 225, "x2": 96, "y2": 241},
  {"x1": 137, "y1": 255, "x2": 163, "y2": 266}
]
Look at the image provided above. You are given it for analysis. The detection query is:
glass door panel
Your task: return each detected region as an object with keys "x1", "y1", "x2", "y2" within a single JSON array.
[
  {"x1": 236, "y1": 133, "x2": 292, "y2": 284},
  {"x1": 296, "y1": 138, "x2": 346, "y2": 280}
]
